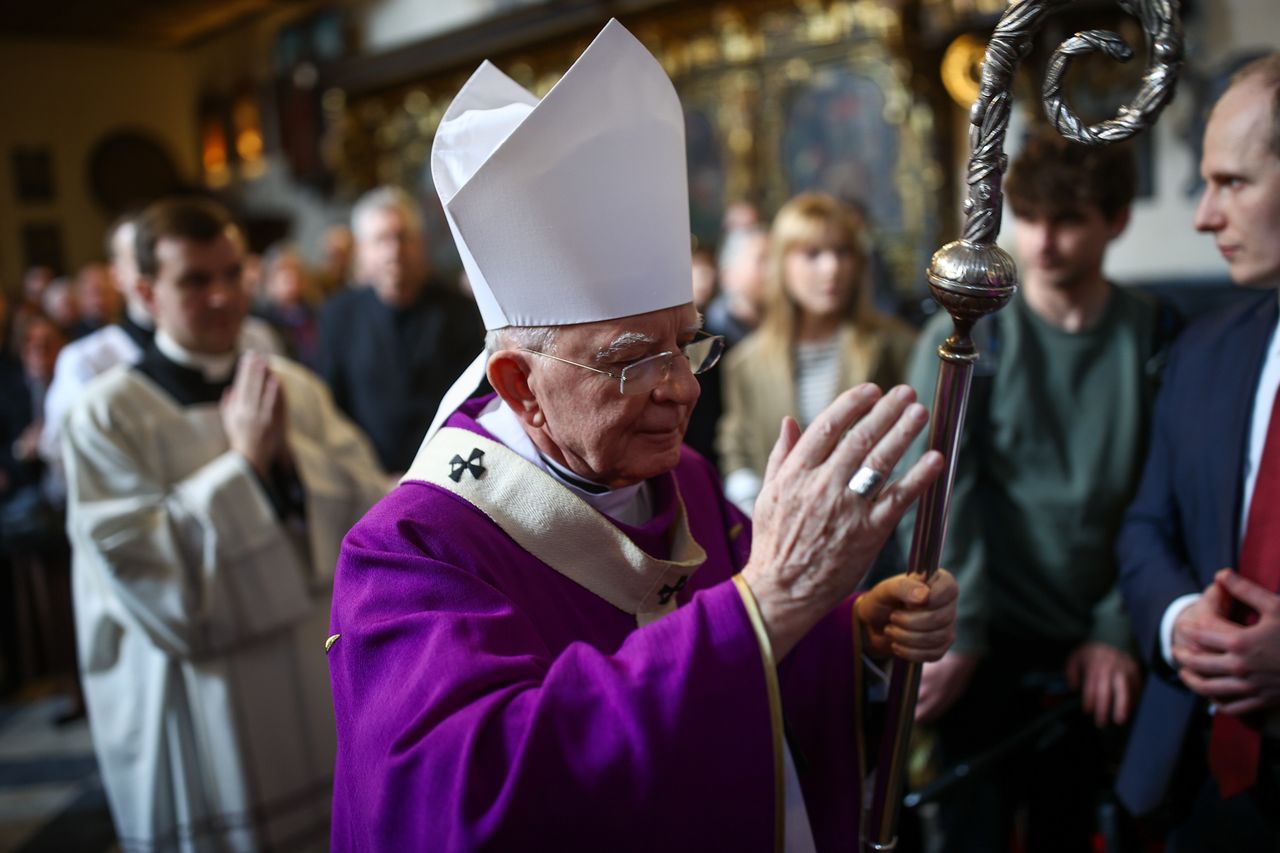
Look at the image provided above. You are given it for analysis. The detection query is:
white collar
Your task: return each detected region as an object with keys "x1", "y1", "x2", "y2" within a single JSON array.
[
  {"x1": 476, "y1": 397, "x2": 652, "y2": 525},
  {"x1": 126, "y1": 302, "x2": 154, "y2": 329},
  {"x1": 155, "y1": 330, "x2": 238, "y2": 382}
]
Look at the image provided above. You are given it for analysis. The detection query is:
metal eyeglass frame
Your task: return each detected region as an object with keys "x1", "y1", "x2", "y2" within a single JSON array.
[{"x1": 519, "y1": 331, "x2": 724, "y2": 396}]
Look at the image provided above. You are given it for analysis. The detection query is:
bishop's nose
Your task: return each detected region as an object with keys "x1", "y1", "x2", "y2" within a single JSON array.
[{"x1": 653, "y1": 356, "x2": 701, "y2": 406}]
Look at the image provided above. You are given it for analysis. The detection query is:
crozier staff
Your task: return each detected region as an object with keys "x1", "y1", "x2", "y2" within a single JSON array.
[{"x1": 328, "y1": 20, "x2": 955, "y2": 852}]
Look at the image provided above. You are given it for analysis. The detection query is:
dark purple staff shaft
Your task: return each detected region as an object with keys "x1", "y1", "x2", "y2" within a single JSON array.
[{"x1": 864, "y1": 344, "x2": 975, "y2": 850}]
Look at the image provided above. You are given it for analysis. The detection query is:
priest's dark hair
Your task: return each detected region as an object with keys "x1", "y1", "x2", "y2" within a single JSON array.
[
  {"x1": 134, "y1": 197, "x2": 241, "y2": 279},
  {"x1": 1005, "y1": 128, "x2": 1137, "y2": 222}
]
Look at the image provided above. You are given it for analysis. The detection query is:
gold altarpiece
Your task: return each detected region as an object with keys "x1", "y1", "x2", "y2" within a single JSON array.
[{"x1": 322, "y1": 0, "x2": 972, "y2": 300}]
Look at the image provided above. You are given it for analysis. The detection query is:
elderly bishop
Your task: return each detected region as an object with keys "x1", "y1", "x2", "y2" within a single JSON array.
[{"x1": 329, "y1": 20, "x2": 956, "y2": 852}]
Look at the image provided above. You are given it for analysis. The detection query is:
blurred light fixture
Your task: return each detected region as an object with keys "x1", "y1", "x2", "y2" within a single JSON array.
[
  {"x1": 201, "y1": 112, "x2": 230, "y2": 188},
  {"x1": 233, "y1": 93, "x2": 266, "y2": 179},
  {"x1": 941, "y1": 33, "x2": 987, "y2": 108}
]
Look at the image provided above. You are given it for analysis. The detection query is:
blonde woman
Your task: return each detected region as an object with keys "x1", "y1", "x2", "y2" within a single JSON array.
[{"x1": 717, "y1": 192, "x2": 917, "y2": 514}]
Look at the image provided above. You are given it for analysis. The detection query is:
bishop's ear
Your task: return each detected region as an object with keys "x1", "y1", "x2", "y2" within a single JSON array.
[{"x1": 487, "y1": 352, "x2": 544, "y2": 428}]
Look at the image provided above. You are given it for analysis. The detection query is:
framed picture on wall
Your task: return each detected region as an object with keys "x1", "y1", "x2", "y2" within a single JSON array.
[{"x1": 11, "y1": 146, "x2": 55, "y2": 203}]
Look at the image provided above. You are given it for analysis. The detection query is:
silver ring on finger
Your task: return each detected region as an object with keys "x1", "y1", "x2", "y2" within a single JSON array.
[{"x1": 848, "y1": 465, "x2": 886, "y2": 500}]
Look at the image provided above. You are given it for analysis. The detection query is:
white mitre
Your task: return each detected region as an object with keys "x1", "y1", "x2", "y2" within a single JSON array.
[{"x1": 424, "y1": 17, "x2": 693, "y2": 439}]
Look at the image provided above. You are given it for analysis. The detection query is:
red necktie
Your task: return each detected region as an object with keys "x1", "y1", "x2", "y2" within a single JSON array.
[{"x1": 1209, "y1": 380, "x2": 1280, "y2": 799}]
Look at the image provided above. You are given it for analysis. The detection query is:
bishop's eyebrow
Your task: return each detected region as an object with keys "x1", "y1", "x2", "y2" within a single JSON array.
[{"x1": 595, "y1": 331, "x2": 657, "y2": 362}]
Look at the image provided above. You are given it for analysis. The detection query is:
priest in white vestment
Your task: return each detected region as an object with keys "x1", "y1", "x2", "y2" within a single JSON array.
[{"x1": 63, "y1": 197, "x2": 390, "y2": 852}]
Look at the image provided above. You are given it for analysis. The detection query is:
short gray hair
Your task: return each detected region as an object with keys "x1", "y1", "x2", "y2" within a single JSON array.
[
  {"x1": 351, "y1": 186, "x2": 425, "y2": 239},
  {"x1": 484, "y1": 325, "x2": 558, "y2": 355}
]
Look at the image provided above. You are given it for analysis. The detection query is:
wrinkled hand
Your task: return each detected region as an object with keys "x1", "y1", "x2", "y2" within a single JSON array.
[
  {"x1": 220, "y1": 353, "x2": 287, "y2": 478},
  {"x1": 915, "y1": 651, "x2": 979, "y2": 724},
  {"x1": 1175, "y1": 569, "x2": 1280, "y2": 716},
  {"x1": 1065, "y1": 642, "x2": 1140, "y2": 727},
  {"x1": 856, "y1": 570, "x2": 957, "y2": 662},
  {"x1": 741, "y1": 384, "x2": 944, "y2": 659}
]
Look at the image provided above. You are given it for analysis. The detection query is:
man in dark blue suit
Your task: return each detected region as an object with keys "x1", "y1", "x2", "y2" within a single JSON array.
[{"x1": 1117, "y1": 55, "x2": 1280, "y2": 850}]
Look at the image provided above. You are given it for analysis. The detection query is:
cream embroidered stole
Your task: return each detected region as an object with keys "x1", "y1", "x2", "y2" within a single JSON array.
[{"x1": 402, "y1": 427, "x2": 707, "y2": 626}]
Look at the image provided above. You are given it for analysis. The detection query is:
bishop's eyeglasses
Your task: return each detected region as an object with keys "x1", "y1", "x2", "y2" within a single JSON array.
[{"x1": 520, "y1": 331, "x2": 724, "y2": 397}]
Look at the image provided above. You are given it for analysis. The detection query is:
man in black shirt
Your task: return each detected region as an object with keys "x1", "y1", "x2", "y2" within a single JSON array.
[{"x1": 319, "y1": 187, "x2": 484, "y2": 473}]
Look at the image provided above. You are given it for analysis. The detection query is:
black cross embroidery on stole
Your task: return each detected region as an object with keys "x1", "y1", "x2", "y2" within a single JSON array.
[
  {"x1": 449, "y1": 448, "x2": 486, "y2": 483},
  {"x1": 657, "y1": 575, "x2": 688, "y2": 605}
]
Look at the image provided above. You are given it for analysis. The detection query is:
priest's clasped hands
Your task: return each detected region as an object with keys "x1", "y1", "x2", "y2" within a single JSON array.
[{"x1": 221, "y1": 353, "x2": 290, "y2": 478}]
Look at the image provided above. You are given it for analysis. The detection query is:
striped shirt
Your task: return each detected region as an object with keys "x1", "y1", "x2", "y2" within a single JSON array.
[{"x1": 794, "y1": 336, "x2": 842, "y2": 428}]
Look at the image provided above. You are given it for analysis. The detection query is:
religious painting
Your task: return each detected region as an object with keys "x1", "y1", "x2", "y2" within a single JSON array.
[
  {"x1": 684, "y1": 107, "x2": 728, "y2": 247},
  {"x1": 760, "y1": 47, "x2": 942, "y2": 302},
  {"x1": 778, "y1": 66, "x2": 900, "y2": 221},
  {"x1": 777, "y1": 63, "x2": 918, "y2": 305}
]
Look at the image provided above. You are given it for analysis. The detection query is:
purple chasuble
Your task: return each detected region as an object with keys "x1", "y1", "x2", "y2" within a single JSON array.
[{"x1": 329, "y1": 395, "x2": 865, "y2": 851}]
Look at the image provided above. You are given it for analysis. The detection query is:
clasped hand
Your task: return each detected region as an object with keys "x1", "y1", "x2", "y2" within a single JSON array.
[
  {"x1": 1173, "y1": 568, "x2": 1280, "y2": 716},
  {"x1": 220, "y1": 353, "x2": 288, "y2": 477}
]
